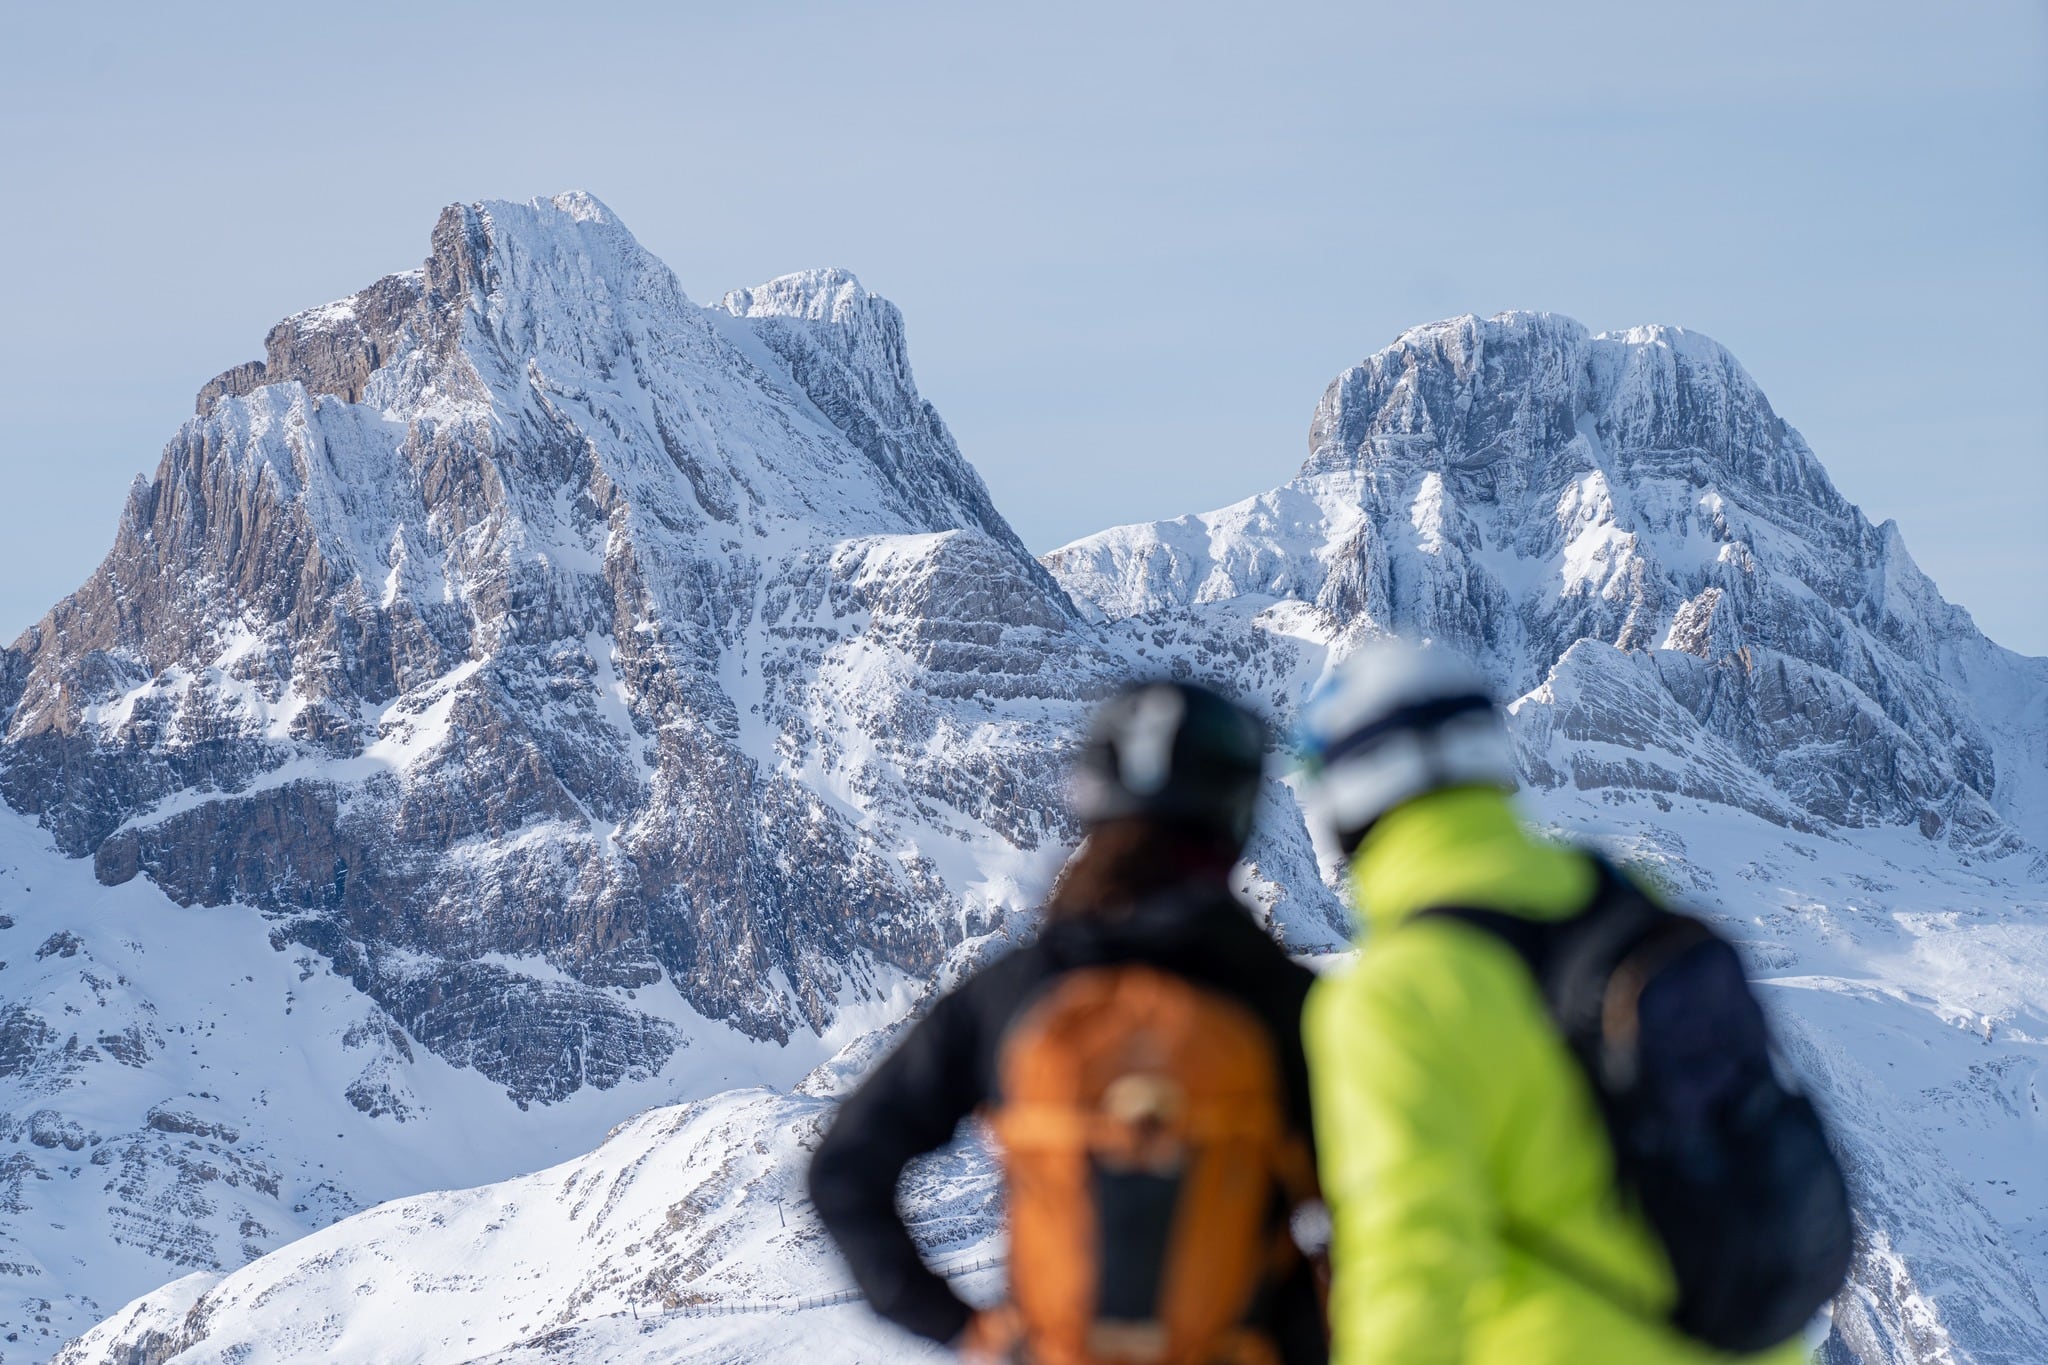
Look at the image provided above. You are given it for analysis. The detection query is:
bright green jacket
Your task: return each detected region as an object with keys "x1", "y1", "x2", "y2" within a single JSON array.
[{"x1": 1303, "y1": 787, "x2": 1806, "y2": 1365}]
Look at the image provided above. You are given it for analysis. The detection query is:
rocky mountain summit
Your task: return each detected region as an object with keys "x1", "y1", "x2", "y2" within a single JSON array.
[
  {"x1": 3, "y1": 195, "x2": 2044, "y2": 1363},
  {"x1": 1, "y1": 193, "x2": 1119, "y2": 1106},
  {"x1": 1048, "y1": 311, "x2": 2045, "y2": 859}
]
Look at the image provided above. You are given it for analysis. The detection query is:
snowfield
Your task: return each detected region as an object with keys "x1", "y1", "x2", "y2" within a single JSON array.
[{"x1": 38, "y1": 788, "x2": 2048, "y2": 1365}]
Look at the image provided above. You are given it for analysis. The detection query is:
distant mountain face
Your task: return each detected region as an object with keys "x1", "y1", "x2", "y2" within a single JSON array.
[
  {"x1": 5, "y1": 196, "x2": 2046, "y2": 1364},
  {"x1": 0, "y1": 194, "x2": 1129, "y2": 1108},
  {"x1": 1047, "y1": 311, "x2": 2044, "y2": 859}
]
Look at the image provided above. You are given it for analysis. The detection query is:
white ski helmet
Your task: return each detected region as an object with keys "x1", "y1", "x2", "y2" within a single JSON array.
[{"x1": 1299, "y1": 638, "x2": 1517, "y2": 852}]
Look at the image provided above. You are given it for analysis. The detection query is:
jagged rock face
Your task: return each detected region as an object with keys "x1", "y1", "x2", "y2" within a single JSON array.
[
  {"x1": 1046, "y1": 311, "x2": 2045, "y2": 858},
  {"x1": 0, "y1": 194, "x2": 1110, "y2": 1107}
]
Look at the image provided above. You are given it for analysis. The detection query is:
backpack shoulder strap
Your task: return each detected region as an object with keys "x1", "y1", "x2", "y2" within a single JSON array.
[
  {"x1": 1409, "y1": 853, "x2": 1662, "y2": 1009},
  {"x1": 1409, "y1": 903, "x2": 1556, "y2": 977}
]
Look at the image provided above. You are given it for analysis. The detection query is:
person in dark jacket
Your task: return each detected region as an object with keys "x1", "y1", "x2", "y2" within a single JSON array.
[{"x1": 808, "y1": 682, "x2": 1327, "y2": 1364}]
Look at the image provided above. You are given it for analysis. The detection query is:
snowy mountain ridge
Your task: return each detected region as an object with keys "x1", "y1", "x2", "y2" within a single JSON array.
[
  {"x1": 1048, "y1": 309, "x2": 2040, "y2": 856},
  {"x1": 1, "y1": 191, "x2": 1098, "y2": 1085},
  {"x1": 2, "y1": 194, "x2": 2043, "y2": 1364}
]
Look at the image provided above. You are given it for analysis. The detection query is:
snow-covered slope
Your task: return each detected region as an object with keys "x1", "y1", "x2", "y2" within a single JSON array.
[
  {"x1": 0, "y1": 798, "x2": 885, "y2": 1359},
  {"x1": 47, "y1": 796, "x2": 2048, "y2": 1365},
  {"x1": 51, "y1": 1079, "x2": 1000, "y2": 1365},
  {"x1": 9, "y1": 210, "x2": 2045, "y2": 1363}
]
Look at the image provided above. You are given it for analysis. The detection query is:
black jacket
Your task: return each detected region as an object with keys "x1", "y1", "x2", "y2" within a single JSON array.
[{"x1": 806, "y1": 887, "x2": 1324, "y2": 1360}]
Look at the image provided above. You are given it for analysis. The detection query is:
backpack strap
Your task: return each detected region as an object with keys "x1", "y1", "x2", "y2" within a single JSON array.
[
  {"x1": 1409, "y1": 848, "x2": 1628, "y2": 946},
  {"x1": 1412, "y1": 855, "x2": 1664, "y2": 1018},
  {"x1": 1409, "y1": 903, "x2": 1556, "y2": 977}
]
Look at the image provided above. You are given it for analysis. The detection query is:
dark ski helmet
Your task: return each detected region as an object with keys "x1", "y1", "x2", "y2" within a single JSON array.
[{"x1": 1069, "y1": 681, "x2": 1268, "y2": 850}]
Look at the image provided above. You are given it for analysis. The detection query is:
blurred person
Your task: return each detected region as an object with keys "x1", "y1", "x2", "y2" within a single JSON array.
[
  {"x1": 1297, "y1": 638, "x2": 1849, "y2": 1365},
  {"x1": 809, "y1": 681, "x2": 1327, "y2": 1364}
]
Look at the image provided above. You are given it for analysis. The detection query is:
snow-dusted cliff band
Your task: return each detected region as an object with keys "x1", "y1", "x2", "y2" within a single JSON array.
[{"x1": 2, "y1": 193, "x2": 2043, "y2": 1364}]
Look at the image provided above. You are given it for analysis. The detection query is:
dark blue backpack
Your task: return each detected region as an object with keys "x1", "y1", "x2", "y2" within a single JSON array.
[{"x1": 1418, "y1": 857, "x2": 1854, "y2": 1353}]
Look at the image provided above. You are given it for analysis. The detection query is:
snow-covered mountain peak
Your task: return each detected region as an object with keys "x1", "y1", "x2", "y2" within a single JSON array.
[
  {"x1": 1307, "y1": 309, "x2": 1796, "y2": 494},
  {"x1": 721, "y1": 266, "x2": 879, "y2": 322},
  {"x1": 467, "y1": 190, "x2": 650, "y2": 279},
  {"x1": 717, "y1": 267, "x2": 916, "y2": 425},
  {"x1": 1382, "y1": 306, "x2": 1589, "y2": 356},
  {"x1": 532, "y1": 187, "x2": 620, "y2": 224},
  {"x1": 1052, "y1": 314, "x2": 2045, "y2": 860},
  {"x1": 0, "y1": 192, "x2": 1137, "y2": 1353},
  {"x1": 0, "y1": 191, "x2": 1088, "y2": 1109}
]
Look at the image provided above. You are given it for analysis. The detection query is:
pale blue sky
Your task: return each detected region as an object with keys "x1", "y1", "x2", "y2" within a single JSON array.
[{"x1": 3, "y1": 2, "x2": 2043, "y2": 652}]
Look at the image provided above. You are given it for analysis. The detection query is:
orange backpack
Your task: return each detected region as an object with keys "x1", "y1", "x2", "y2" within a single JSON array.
[{"x1": 986, "y1": 965, "x2": 1315, "y2": 1365}]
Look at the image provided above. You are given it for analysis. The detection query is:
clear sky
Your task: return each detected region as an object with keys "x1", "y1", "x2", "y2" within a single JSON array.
[{"x1": 2, "y1": 1, "x2": 2043, "y2": 653}]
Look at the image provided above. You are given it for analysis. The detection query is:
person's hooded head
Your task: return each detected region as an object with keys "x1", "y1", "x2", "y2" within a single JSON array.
[
  {"x1": 1298, "y1": 638, "x2": 1517, "y2": 856},
  {"x1": 1052, "y1": 681, "x2": 1267, "y2": 914}
]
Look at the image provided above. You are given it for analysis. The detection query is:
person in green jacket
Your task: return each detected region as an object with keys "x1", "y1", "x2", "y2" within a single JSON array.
[{"x1": 1296, "y1": 639, "x2": 1806, "y2": 1365}]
